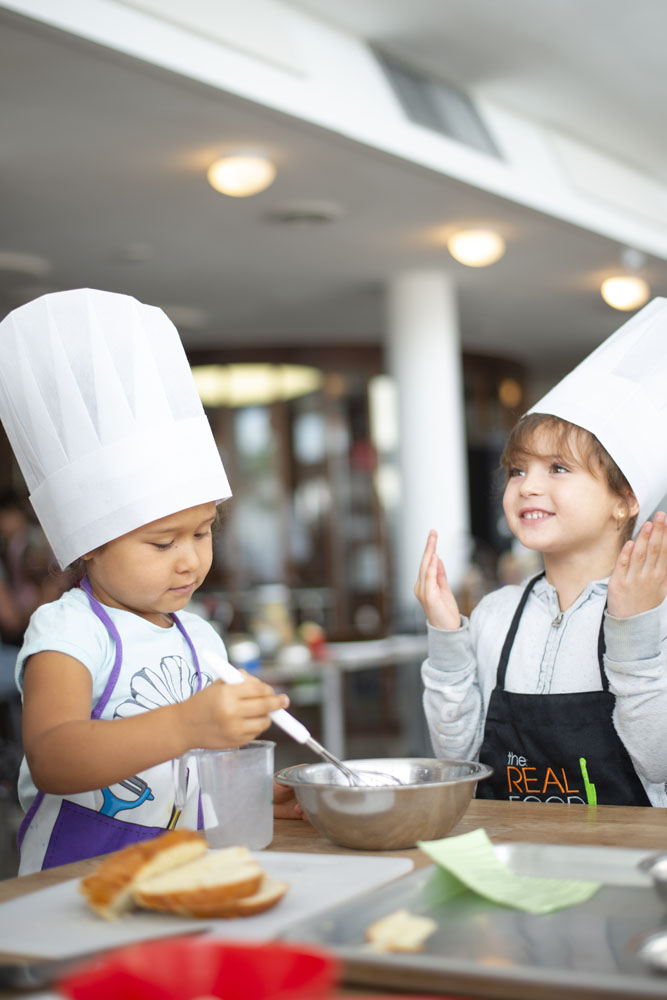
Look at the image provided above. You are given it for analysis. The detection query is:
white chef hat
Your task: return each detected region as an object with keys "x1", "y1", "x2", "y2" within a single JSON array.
[
  {"x1": 527, "y1": 297, "x2": 667, "y2": 529},
  {"x1": 0, "y1": 288, "x2": 231, "y2": 568}
]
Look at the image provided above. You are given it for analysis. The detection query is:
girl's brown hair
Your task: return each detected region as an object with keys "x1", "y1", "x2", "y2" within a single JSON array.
[{"x1": 500, "y1": 413, "x2": 638, "y2": 542}]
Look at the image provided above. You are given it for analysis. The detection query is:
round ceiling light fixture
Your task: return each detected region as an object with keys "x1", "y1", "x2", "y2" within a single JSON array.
[
  {"x1": 206, "y1": 154, "x2": 276, "y2": 197},
  {"x1": 600, "y1": 275, "x2": 650, "y2": 311},
  {"x1": 446, "y1": 229, "x2": 505, "y2": 267}
]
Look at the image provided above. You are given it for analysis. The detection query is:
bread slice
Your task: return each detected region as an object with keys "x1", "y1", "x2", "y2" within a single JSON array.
[
  {"x1": 132, "y1": 845, "x2": 264, "y2": 916},
  {"x1": 364, "y1": 908, "x2": 438, "y2": 953},
  {"x1": 79, "y1": 829, "x2": 208, "y2": 920},
  {"x1": 153, "y1": 874, "x2": 290, "y2": 919}
]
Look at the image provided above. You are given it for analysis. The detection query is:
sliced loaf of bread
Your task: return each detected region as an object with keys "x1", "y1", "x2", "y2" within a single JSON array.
[
  {"x1": 79, "y1": 829, "x2": 208, "y2": 920},
  {"x1": 133, "y1": 845, "x2": 266, "y2": 916},
  {"x1": 140, "y1": 871, "x2": 290, "y2": 918}
]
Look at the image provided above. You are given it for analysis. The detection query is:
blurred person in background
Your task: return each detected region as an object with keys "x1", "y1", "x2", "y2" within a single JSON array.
[
  {"x1": 0, "y1": 490, "x2": 73, "y2": 642},
  {"x1": 0, "y1": 490, "x2": 73, "y2": 745}
]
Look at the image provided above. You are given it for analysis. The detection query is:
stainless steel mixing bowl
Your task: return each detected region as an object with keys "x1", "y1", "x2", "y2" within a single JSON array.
[{"x1": 274, "y1": 757, "x2": 492, "y2": 850}]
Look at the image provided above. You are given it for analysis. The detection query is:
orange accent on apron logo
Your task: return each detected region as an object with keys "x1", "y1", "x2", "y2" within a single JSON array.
[{"x1": 506, "y1": 765, "x2": 580, "y2": 796}]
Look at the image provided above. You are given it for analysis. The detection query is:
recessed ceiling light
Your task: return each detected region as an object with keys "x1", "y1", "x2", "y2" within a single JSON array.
[
  {"x1": 206, "y1": 154, "x2": 276, "y2": 197},
  {"x1": 600, "y1": 275, "x2": 650, "y2": 311},
  {"x1": 446, "y1": 229, "x2": 505, "y2": 267}
]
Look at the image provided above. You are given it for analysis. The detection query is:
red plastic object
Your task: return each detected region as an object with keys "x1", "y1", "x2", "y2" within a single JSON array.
[{"x1": 57, "y1": 937, "x2": 339, "y2": 1000}]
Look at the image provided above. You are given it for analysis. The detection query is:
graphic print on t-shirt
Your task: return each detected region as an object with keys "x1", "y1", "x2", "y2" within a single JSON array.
[{"x1": 96, "y1": 654, "x2": 214, "y2": 817}]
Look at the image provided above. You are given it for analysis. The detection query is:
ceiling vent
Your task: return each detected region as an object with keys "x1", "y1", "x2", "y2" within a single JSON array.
[
  {"x1": 268, "y1": 200, "x2": 344, "y2": 226},
  {"x1": 374, "y1": 50, "x2": 501, "y2": 160}
]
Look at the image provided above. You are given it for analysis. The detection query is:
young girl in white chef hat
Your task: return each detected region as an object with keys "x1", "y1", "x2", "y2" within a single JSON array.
[
  {"x1": 415, "y1": 298, "x2": 667, "y2": 808},
  {"x1": 0, "y1": 289, "x2": 298, "y2": 874}
]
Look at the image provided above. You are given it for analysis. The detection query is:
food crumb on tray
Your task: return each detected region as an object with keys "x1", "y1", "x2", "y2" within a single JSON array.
[{"x1": 364, "y1": 907, "x2": 438, "y2": 953}]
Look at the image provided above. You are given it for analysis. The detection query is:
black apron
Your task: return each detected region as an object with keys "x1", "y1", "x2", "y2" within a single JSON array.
[{"x1": 476, "y1": 573, "x2": 651, "y2": 806}]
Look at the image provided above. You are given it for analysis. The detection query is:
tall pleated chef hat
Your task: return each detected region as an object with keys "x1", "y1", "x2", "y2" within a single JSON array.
[
  {"x1": 0, "y1": 288, "x2": 231, "y2": 568},
  {"x1": 527, "y1": 296, "x2": 667, "y2": 531}
]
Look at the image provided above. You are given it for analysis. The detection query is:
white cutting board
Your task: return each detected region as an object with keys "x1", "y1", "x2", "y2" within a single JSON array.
[{"x1": 0, "y1": 851, "x2": 412, "y2": 959}]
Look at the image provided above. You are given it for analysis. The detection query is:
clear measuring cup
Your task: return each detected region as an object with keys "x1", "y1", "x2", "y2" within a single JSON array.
[{"x1": 173, "y1": 740, "x2": 275, "y2": 850}]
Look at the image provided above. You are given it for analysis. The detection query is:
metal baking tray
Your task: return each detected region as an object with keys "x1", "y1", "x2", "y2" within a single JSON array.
[{"x1": 280, "y1": 843, "x2": 667, "y2": 999}]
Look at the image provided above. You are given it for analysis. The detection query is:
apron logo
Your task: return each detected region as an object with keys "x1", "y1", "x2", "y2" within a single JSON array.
[{"x1": 505, "y1": 751, "x2": 590, "y2": 804}]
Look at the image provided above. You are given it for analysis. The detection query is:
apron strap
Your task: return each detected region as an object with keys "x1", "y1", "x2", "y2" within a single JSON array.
[
  {"x1": 597, "y1": 603, "x2": 610, "y2": 692},
  {"x1": 80, "y1": 576, "x2": 123, "y2": 720},
  {"x1": 496, "y1": 573, "x2": 543, "y2": 687},
  {"x1": 496, "y1": 571, "x2": 608, "y2": 690},
  {"x1": 80, "y1": 578, "x2": 205, "y2": 707},
  {"x1": 169, "y1": 613, "x2": 203, "y2": 827},
  {"x1": 171, "y1": 612, "x2": 203, "y2": 692}
]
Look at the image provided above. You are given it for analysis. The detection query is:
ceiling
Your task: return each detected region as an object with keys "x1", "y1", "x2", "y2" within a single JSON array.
[
  {"x1": 291, "y1": 0, "x2": 667, "y2": 183},
  {"x1": 2, "y1": 2, "x2": 667, "y2": 383}
]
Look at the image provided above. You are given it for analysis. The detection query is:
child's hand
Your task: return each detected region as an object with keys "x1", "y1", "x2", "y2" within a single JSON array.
[
  {"x1": 272, "y1": 779, "x2": 306, "y2": 820},
  {"x1": 182, "y1": 673, "x2": 289, "y2": 749},
  {"x1": 608, "y1": 511, "x2": 667, "y2": 618},
  {"x1": 414, "y1": 529, "x2": 461, "y2": 630}
]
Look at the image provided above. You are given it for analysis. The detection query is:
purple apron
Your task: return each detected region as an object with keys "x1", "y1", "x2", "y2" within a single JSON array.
[{"x1": 18, "y1": 578, "x2": 204, "y2": 870}]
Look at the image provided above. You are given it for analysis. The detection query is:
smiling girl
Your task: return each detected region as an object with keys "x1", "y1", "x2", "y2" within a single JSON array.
[{"x1": 414, "y1": 301, "x2": 667, "y2": 808}]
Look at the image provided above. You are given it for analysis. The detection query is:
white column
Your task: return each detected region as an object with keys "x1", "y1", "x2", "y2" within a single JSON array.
[{"x1": 385, "y1": 270, "x2": 470, "y2": 625}]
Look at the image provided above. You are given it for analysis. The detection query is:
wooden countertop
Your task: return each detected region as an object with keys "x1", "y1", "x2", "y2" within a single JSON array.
[
  {"x1": 5, "y1": 798, "x2": 666, "y2": 905},
  {"x1": 1, "y1": 799, "x2": 666, "y2": 995}
]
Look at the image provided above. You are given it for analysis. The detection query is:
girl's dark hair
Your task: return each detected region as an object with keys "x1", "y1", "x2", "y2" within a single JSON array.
[
  {"x1": 501, "y1": 412, "x2": 637, "y2": 542},
  {"x1": 68, "y1": 556, "x2": 87, "y2": 581}
]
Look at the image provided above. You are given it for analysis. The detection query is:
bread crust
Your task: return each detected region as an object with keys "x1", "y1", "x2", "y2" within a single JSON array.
[
  {"x1": 134, "y1": 869, "x2": 263, "y2": 913},
  {"x1": 159, "y1": 877, "x2": 290, "y2": 918},
  {"x1": 79, "y1": 830, "x2": 207, "y2": 920},
  {"x1": 80, "y1": 833, "x2": 289, "y2": 921}
]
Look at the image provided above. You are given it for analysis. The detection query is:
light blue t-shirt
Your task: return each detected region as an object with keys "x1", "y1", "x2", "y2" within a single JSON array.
[{"x1": 15, "y1": 587, "x2": 227, "y2": 873}]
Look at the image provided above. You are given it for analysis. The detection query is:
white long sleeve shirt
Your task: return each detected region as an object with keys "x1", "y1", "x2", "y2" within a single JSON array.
[{"x1": 422, "y1": 575, "x2": 667, "y2": 807}]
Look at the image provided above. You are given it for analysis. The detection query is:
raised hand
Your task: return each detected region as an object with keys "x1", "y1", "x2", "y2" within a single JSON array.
[
  {"x1": 608, "y1": 511, "x2": 667, "y2": 618},
  {"x1": 414, "y1": 529, "x2": 462, "y2": 630}
]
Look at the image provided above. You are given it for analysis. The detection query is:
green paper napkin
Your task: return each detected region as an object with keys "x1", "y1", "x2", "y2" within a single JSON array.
[{"x1": 417, "y1": 828, "x2": 600, "y2": 914}]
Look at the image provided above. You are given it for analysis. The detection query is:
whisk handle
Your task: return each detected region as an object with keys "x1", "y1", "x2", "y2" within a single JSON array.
[{"x1": 200, "y1": 649, "x2": 312, "y2": 744}]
